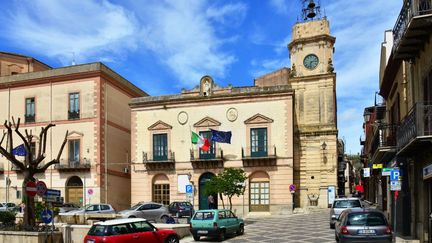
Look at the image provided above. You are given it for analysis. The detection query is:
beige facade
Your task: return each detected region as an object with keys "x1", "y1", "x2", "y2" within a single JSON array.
[
  {"x1": 0, "y1": 53, "x2": 146, "y2": 211},
  {"x1": 130, "y1": 17, "x2": 338, "y2": 215}
]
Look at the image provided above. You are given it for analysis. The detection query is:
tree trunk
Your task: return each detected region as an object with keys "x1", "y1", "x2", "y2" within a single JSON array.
[
  {"x1": 228, "y1": 196, "x2": 233, "y2": 211},
  {"x1": 219, "y1": 193, "x2": 225, "y2": 209},
  {"x1": 22, "y1": 178, "x2": 36, "y2": 230}
]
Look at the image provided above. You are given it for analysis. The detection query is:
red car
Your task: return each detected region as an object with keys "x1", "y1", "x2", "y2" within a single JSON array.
[{"x1": 84, "y1": 218, "x2": 179, "y2": 243}]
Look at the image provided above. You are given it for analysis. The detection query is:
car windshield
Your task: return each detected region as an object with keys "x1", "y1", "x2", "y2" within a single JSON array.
[
  {"x1": 193, "y1": 212, "x2": 214, "y2": 220},
  {"x1": 347, "y1": 212, "x2": 387, "y2": 226},
  {"x1": 88, "y1": 225, "x2": 107, "y2": 236},
  {"x1": 333, "y1": 200, "x2": 361, "y2": 208},
  {"x1": 178, "y1": 202, "x2": 192, "y2": 207}
]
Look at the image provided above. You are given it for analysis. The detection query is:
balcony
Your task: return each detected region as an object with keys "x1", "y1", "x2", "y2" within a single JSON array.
[
  {"x1": 68, "y1": 110, "x2": 80, "y2": 120},
  {"x1": 393, "y1": 0, "x2": 432, "y2": 59},
  {"x1": 143, "y1": 151, "x2": 175, "y2": 170},
  {"x1": 55, "y1": 159, "x2": 91, "y2": 172},
  {"x1": 25, "y1": 114, "x2": 35, "y2": 123},
  {"x1": 397, "y1": 102, "x2": 432, "y2": 154},
  {"x1": 370, "y1": 124, "x2": 397, "y2": 164},
  {"x1": 241, "y1": 145, "x2": 277, "y2": 167},
  {"x1": 190, "y1": 148, "x2": 224, "y2": 169}
]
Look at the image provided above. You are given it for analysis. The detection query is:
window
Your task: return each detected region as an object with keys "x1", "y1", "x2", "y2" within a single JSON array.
[
  {"x1": 130, "y1": 221, "x2": 154, "y2": 233},
  {"x1": 68, "y1": 93, "x2": 80, "y2": 120},
  {"x1": 193, "y1": 212, "x2": 214, "y2": 220},
  {"x1": 153, "y1": 134, "x2": 168, "y2": 161},
  {"x1": 251, "y1": 128, "x2": 267, "y2": 157},
  {"x1": 85, "y1": 205, "x2": 99, "y2": 212},
  {"x1": 108, "y1": 224, "x2": 130, "y2": 235},
  {"x1": 333, "y1": 200, "x2": 361, "y2": 208},
  {"x1": 16, "y1": 190, "x2": 21, "y2": 199},
  {"x1": 218, "y1": 211, "x2": 226, "y2": 219},
  {"x1": 153, "y1": 184, "x2": 170, "y2": 205},
  {"x1": 100, "y1": 205, "x2": 111, "y2": 211},
  {"x1": 68, "y1": 140, "x2": 80, "y2": 163},
  {"x1": 347, "y1": 212, "x2": 386, "y2": 226},
  {"x1": 25, "y1": 98, "x2": 35, "y2": 123},
  {"x1": 199, "y1": 131, "x2": 215, "y2": 159}
]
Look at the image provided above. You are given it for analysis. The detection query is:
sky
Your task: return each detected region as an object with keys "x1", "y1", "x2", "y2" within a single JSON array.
[{"x1": 0, "y1": 0, "x2": 402, "y2": 155}]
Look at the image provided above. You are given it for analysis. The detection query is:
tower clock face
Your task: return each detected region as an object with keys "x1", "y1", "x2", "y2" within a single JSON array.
[{"x1": 303, "y1": 54, "x2": 319, "y2": 70}]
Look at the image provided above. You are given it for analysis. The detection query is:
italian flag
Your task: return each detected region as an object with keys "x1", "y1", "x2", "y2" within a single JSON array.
[{"x1": 191, "y1": 132, "x2": 210, "y2": 152}]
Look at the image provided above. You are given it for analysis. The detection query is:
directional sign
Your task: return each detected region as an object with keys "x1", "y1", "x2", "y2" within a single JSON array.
[
  {"x1": 186, "y1": 185, "x2": 193, "y2": 194},
  {"x1": 44, "y1": 189, "x2": 61, "y2": 203},
  {"x1": 382, "y1": 168, "x2": 392, "y2": 176},
  {"x1": 26, "y1": 181, "x2": 37, "y2": 197},
  {"x1": 289, "y1": 184, "x2": 296, "y2": 193},
  {"x1": 40, "y1": 209, "x2": 53, "y2": 224},
  {"x1": 36, "y1": 181, "x2": 47, "y2": 197},
  {"x1": 390, "y1": 169, "x2": 400, "y2": 181}
]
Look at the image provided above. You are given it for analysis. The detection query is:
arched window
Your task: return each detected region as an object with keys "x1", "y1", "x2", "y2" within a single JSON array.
[{"x1": 152, "y1": 174, "x2": 170, "y2": 205}]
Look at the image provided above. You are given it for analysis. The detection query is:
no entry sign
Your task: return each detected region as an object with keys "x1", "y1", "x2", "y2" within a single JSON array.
[
  {"x1": 36, "y1": 181, "x2": 47, "y2": 197},
  {"x1": 26, "y1": 181, "x2": 37, "y2": 197}
]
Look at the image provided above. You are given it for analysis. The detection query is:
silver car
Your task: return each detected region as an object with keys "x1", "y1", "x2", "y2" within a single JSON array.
[
  {"x1": 335, "y1": 208, "x2": 392, "y2": 243},
  {"x1": 119, "y1": 202, "x2": 170, "y2": 222},
  {"x1": 330, "y1": 198, "x2": 362, "y2": 229},
  {"x1": 60, "y1": 203, "x2": 115, "y2": 215}
]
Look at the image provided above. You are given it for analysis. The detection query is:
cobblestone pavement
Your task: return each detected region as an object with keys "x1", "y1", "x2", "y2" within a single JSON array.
[{"x1": 182, "y1": 209, "x2": 336, "y2": 243}]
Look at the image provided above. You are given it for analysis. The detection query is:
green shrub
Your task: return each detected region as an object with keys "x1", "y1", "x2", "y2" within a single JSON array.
[
  {"x1": 35, "y1": 201, "x2": 44, "y2": 221},
  {"x1": 0, "y1": 211, "x2": 16, "y2": 225}
]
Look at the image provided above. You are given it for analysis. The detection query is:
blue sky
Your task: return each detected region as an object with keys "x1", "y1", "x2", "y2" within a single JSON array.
[{"x1": 0, "y1": 0, "x2": 402, "y2": 154}]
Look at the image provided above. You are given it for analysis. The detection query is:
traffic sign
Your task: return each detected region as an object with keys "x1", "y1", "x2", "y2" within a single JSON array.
[
  {"x1": 36, "y1": 181, "x2": 47, "y2": 197},
  {"x1": 390, "y1": 181, "x2": 401, "y2": 191},
  {"x1": 26, "y1": 181, "x2": 37, "y2": 197},
  {"x1": 87, "y1": 188, "x2": 94, "y2": 197},
  {"x1": 40, "y1": 209, "x2": 53, "y2": 224},
  {"x1": 382, "y1": 168, "x2": 392, "y2": 176},
  {"x1": 44, "y1": 189, "x2": 61, "y2": 203},
  {"x1": 390, "y1": 169, "x2": 400, "y2": 181},
  {"x1": 289, "y1": 184, "x2": 296, "y2": 193},
  {"x1": 186, "y1": 185, "x2": 193, "y2": 194},
  {"x1": 363, "y1": 168, "x2": 370, "y2": 177}
]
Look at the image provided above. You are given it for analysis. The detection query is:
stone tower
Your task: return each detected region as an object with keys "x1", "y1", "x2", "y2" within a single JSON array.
[{"x1": 288, "y1": 1, "x2": 338, "y2": 208}]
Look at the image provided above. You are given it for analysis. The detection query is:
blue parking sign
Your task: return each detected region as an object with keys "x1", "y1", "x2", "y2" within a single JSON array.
[
  {"x1": 186, "y1": 185, "x2": 193, "y2": 194},
  {"x1": 390, "y1": 169, "x2": 400, "y2": 181}
]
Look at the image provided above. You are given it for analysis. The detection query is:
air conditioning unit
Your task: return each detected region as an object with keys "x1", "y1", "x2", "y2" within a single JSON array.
[{"x1": 123, "y1": 167, "x2": 129, "y2": 174}]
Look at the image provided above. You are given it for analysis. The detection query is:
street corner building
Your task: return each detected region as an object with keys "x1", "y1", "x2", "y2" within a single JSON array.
[
  {"x1": 0, "y1": 51, "x2": 147, "y2": 211},
  {"x1": 129, "y1": 14, "x2": 339, "y2": 215}
]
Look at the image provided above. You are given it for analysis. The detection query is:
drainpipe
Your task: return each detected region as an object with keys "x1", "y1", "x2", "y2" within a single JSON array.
[{"x1": 104, "y1": 81, "x2": 108, "y2": 203}]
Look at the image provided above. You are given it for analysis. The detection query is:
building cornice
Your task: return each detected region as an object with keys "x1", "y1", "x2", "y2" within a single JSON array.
[
  {"x1": 288, "y1": 34, "x2": 336, "y2": 50},
  {"x1": 130, "y1": 85, "x2": 294, "y2": 109}
]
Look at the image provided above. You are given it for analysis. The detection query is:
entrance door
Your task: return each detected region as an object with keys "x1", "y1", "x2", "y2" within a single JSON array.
[
  {"x1": 199, "y1": 172, "x2": 217, "y2": 210},
  {"x1": 66, "y1": 176, "x2": 83, "y2": 205},
  {"x1": 250, "y1": 181, "x2": 270, "y2": 212}
]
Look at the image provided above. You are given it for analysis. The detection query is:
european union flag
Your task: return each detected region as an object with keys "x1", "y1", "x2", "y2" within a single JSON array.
[
  {"x1": 12, "y1": 144, "x2": 27, "y2": 156},
  {"x1": 210, "y1": 129, "x2": 232, "y2": 144}
]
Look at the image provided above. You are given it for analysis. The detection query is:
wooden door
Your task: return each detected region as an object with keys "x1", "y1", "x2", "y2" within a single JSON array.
[
  {"x1": 67, "y1": 187, "x2": 83, "y2": 205},
  {"x1": 250, "y1": 181, "x2": 270, "y2": 212}
]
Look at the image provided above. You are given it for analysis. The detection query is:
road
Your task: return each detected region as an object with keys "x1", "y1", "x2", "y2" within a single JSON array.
[{"x1": 183, "y1": 209, "x2": 336, "y2": 243}]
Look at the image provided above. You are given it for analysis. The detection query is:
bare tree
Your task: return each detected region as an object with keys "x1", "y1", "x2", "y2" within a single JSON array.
[{"x1": 0, "y1": 117, "x2": 68, "y2": 230}]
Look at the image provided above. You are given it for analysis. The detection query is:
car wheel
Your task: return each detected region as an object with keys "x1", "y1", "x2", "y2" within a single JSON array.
[
  {"x1": 236, "y1": 224, "x2": 244, "y2": 235},
  {"x1": 193, "y1": 235, "x2": 200, "y2": 241},
  {"x1": 330, "y1": 223, "x2": 335, "y2": 229},
  {"x1": 217, "y1": 230, "x2": 226, "y2": 242},
  {"x1": 165, "y1": 235, "x2": 179, "y2": 243},
  {"x1": 128, "y1": 216, "x2": 136, "y2": 218}
]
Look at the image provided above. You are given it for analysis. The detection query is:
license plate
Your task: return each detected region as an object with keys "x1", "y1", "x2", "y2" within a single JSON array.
[
  {"x1": 358, "y1": 229, "x2": 376, "y2": 234},
  {"x1": 197, "y1": 230, "x2": 208, "y2": 234},
  {"x1": 86, "y1": 240, "x2": 95, "y2": 243}
]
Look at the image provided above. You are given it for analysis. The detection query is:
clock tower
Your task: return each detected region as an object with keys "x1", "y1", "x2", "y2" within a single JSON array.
[{"x1": 288, "y1": 0, "x2": 338, "y2": 208}]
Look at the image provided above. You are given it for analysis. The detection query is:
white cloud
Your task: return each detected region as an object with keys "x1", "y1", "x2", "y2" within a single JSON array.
[
  {"x1": 269, "y1": 0, "x2": 289, "y2": 15},
  {"x1": 0, "y1": 0, "x2": 139, "y2": 65},
  {"x1": 206, "y1": 3, "x2": 247, "y2": 26},
  {"x1": 136, "y1": 0, "x2": 245, "y2": 86}
]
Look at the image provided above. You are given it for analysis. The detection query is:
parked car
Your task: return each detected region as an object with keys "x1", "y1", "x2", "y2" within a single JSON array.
[
  {"x1": 168, "y1": 201, "x2": 194, "y2": 217},
  {"x1": 335, "y1": 208, "x2": 392, "y2": 243},
  {"x1": 0, "y1": 202, "x2": 18, "y2": 212},
  {"x1": 190, "y1": 209, "x2": 244, "y2": 241},
  {"x1": 84, "y1": 218, "x2": 179, "y2": 243},
  {"x1": 60, "y1": 203, "x2": 115, "y2": 215},
  {"x1": 330, "y1": 197, "x2": 362, "y2": 229},
  {"x1": 118, "y1": 202, "x2": 170, "y2": 222},
  {"x1": 59, "y1": 203, "x2": 80, "y2": 213}
]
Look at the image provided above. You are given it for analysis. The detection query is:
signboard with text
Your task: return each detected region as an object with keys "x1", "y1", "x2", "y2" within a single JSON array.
[
  {"x1": 363, "y1": 168, "x2": 370, "y2": 177},
  {"x1": 382, "y1": 168, "x2": 392, "y2": 176},
  {"x1": 372, "y1": 164, "x2": 383, "y2": 169},
  {"x1": 390, "y1": 181, "x2": 401, "y2": 191}
]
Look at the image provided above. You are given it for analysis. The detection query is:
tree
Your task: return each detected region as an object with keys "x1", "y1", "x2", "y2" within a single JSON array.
[
  {"x1": 0, "y1": 117, "x2": 68, "y2": 230},
  {"x1": 205, "y1": 168, "x2": 247, "y2": 211}
]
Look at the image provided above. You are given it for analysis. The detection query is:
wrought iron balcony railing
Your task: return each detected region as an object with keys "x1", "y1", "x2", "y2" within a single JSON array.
[
  {"x1": 397, "y1": 102, "x2": 432, "y2": 151},
  {"x1": 68, "y1": 110, "x2": 80, "y2": 120},
  {"x1": 25, "y1": 114, "x2": 35, "y2": 123},
  {"x1": 190, "y1": 148, "x2": 224, "y2": 161},
  {"x1": 242, "y1": 145, "x2": 276, "y2": 159},
  {"x1": 143, "y1": 150, "x2": 175, "y2": 163},
  {"x1": 393, "y1": 0, "x2": 432, "y2": 57},
  {"x1": 55, "y1": 159, "x2": 91, "y2": 170},
  {"x1": 371, "y1": 124, "x2": 397, "y2": 155}
]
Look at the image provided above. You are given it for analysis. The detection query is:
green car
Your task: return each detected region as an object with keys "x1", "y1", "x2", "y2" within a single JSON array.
[{"x1": 190, "y1": 209, "x2": 244, "y2": 241}]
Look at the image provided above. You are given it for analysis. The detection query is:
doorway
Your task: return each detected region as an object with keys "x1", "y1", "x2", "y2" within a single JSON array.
[
  {"x1": 66, "y1": 176, "x2": 83, "y2": 206},
  {"x1": 249, "y1": 171, "x2": 270, "y2": 212},
  {"x1": 199, "y1": 172, "x2": 217, "y2": 210}
]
